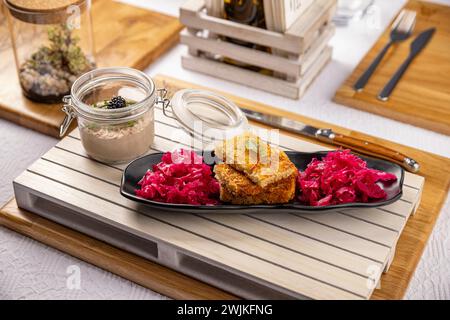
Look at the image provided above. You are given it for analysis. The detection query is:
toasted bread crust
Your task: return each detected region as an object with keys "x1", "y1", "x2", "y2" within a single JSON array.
[
  {"x1": 214, "y1": 164, "x2": 297, "y2": 205},
  {"x1": 215, "y1": 132, "x2": 297, "y2": 188}
]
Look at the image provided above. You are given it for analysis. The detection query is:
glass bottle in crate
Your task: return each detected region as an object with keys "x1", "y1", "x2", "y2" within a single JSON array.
[
  {"x1": 222, "y1": 0, "x2": 270, "y2": 73},
  {"x1": 223, "y1": 0, "x2": 266, "y2": 40},
  {"x1": 4, "y1": 0, "x2": 95, "y2": 104}
]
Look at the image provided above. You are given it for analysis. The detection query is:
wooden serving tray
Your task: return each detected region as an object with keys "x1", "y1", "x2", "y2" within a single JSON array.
[
  {"x1": 1, "y1": 75, "x2": 449, "y2": 300},
  {"x1": 334, "y1": 0, "x2": 450, "y2": 136},
  {"x1": 0, "y1": 0, "x2": 182, "y2": 137},
  {"x1": 13, "y1": 124, "x2": 423, "y2": 299}
]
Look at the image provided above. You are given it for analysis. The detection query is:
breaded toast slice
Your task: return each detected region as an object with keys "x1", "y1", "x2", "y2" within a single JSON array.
[
  {"x1": 215, "y1": 132, "x2": 297, "y2": 188},
  {"x1": 214, "y1": 164, "x2": 296, "y2": 205}
]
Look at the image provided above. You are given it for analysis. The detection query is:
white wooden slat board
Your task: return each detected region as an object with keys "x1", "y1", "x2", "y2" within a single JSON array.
[{"x1": 13, "y1": 105, "x2": 424, "y2": 300}]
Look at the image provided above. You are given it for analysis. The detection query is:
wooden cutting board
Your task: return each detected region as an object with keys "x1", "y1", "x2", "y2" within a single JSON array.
[
  {"x1": 1, "y1": 75, "x2": 450, "y2": 300},
  {"x1": 334, "y1": 0, "x2": 450, "y2": 136},
  {"x1": 0, "y1": 0, "x2": 182, "y2": 137}
]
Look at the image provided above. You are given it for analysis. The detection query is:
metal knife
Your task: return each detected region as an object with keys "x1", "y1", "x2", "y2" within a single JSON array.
[
  {"x1": 240, "y1": 108, "x2": 420, "y2": 173},
  {"x1": 378, "y1": 28, "x2": 436, "y2": 101}
]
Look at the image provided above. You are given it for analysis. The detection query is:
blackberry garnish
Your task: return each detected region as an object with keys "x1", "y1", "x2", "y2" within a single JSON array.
[{"x1": 107, "y1": 96, "x2": 127, "y2": 109}]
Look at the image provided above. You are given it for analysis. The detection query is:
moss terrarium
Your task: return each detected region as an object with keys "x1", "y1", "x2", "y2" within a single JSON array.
[
  {"x1": 19, "y1": 24, "x2": 95, "y2": 103},
  {"x1": 5, "y1": 0, "x2": 95, "y2": 104}
]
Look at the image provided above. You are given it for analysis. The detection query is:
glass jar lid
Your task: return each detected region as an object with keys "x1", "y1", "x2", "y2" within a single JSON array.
[{"x1": 167, "y1": 89, "x2": 248, "y2": 141}]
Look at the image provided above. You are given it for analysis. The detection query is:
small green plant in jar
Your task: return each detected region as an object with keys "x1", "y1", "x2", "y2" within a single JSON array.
[
  {"x1": 19, "y1": 24, "x2": 95, "y2": 103},
  {"x1": 4, "y1": 0, "x2": 96, "y2": 104}
]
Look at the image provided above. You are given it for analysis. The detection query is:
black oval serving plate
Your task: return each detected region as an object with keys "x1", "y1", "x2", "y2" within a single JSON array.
[{"x1": 120, "y1": 151, "x2": 404, "y2": 213}]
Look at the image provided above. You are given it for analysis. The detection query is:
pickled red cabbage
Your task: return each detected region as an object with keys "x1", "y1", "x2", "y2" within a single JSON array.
[
  {"x1": 297, "y1": 150, "x2": 397, "y2": 206},
  {"x1": 135, "y1": 149, "x2": 220, "y2": 205}
]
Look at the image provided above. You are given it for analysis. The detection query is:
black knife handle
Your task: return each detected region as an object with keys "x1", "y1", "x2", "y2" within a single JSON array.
[
  {"x1": 378, "y1": 54, "x2": 414, "y2": 101},
  {"x1": 354, "y1": 41, "x2": 392, "y2": 91}
]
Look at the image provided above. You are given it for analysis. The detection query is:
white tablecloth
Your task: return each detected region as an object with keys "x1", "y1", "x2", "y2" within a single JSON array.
[{"x1": 0, "y1": 0, "x2": 449, "y2": 300}]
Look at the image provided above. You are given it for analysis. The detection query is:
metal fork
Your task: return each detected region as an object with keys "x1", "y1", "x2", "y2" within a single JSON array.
[{"x1": 353, "y1": 9, "x2": 416, "y2": 91}]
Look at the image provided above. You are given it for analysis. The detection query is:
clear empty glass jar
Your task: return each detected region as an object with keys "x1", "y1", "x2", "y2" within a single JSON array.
[
  {"x1": 4, "y1": 0, "x2": 95, "y2": 103},
  {"x1": 60, "y1": 67, "x2": 156, "y2": 164}
]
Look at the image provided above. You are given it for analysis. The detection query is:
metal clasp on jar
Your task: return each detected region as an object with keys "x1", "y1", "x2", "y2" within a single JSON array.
[
  {"x1": 60, "y1": 95, "x2": 76, "y2": 137},
  {"x1": 157, "y1": 88, "x2": 176, "y2": 121}
]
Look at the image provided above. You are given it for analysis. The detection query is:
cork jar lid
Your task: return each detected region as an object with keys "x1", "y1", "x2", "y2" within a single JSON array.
[
  {"x1": 5, "y1": 0, "x2": 87, "y2": 24},
  {"x1": 5, "y1": 0, "x2": 84, "y2": 12}
]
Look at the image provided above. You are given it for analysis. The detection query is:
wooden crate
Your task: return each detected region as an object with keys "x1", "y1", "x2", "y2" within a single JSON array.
[
  {"x1": 13, "y1": 81, "x2": 425, "y2": 299},
  {"x1": 180, "y1": 0, "x2": 337, "y2": 99}
]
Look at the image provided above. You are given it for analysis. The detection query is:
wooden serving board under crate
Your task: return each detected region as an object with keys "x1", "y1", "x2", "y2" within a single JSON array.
[
  {"x1": 2, "y1": 75, "x2": 449, "y2": 300},
  {"x1": 180, "y1": 0, "x2": 336, "y2": 99},
  {"x1": 0, "y1": 0, "x2": 182, "y2": 138},
  {"x1": 334, "y1": 0, "x2": 450, "y2": 136}
]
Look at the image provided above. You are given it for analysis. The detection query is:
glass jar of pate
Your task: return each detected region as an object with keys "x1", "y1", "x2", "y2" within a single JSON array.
[
  {"x1": 4, "y1": 0, "x2": 95, "y2": 103},
  {"x1": 60, "y1": 67, "x2": 158, "y2": 164}
]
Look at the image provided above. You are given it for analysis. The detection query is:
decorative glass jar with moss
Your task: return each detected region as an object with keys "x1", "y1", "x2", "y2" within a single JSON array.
[{"x1": 4, "y1": 0, "x2": 95, "y2": 103}]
